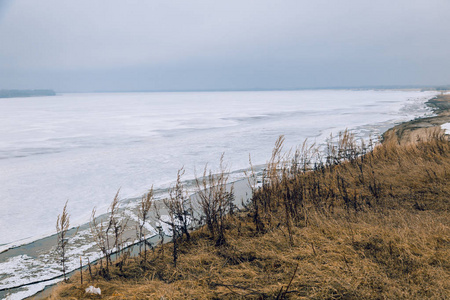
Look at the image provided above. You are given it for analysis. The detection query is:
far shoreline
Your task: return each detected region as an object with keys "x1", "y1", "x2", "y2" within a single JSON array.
[{"x1": 0, "y1": 89, "x2": 56, "y2": 98}]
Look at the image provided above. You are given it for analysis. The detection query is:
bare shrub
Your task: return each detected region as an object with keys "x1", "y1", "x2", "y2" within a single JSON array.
[
  {"x1": 156, "y1": 168, "x2": 193, "y2": 266},
  {"x1": 246, "y1": 154, "x2": 264, "y2": 233},
  {"x1": 250, "y1": 132, "x2": 379, "y2": 239},
  {"x1": 90, "y1": 207, "x2": 110, "y2": 273},
  {"x1": 90, "y1": 189, "x2": 129, "y2": 276},
  {"x1": 56, "y1": 200, "x2": 70, "y2": 281},
  {"x1": 109, "y1": 191, "x2": 129, "y2": 259},
  {"x1": 137, "y1": 186, "x2": 154, "y2": 264},
  {"x1": 196, "y1": 154, "x2": 234, "y2": 246}
]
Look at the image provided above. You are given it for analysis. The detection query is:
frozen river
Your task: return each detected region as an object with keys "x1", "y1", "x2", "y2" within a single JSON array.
[{"x1": 0, "y1": 89, "x2": 437, "y2": 299}]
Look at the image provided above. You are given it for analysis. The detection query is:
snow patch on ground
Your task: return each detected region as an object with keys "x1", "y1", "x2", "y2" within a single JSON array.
[{"x1": 441, "y1": 123, "x2": 450, "y2": 133}]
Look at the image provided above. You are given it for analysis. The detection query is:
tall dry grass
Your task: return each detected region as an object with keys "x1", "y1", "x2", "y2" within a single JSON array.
[
  {"x1": 137, "y1": 187, "x2": 154, "y2": 264},
  {"x1": 56, "y1": 200, "x2": 70, "y2": 282},
  {"x1": 156, "y1": 168, "x2": 193, "y2": 267},
  {"x1": 196, "y1": 154, "x2": 235, "y2": 246},
  {"x1": 49, "y1": 132, "x2": 450, "y2": 299},
  {"x1": 89, "y1": 190, "x2": 130, "y2": 277}
]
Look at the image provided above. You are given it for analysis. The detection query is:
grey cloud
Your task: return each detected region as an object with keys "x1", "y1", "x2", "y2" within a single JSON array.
[{"x1": 0, "y1": 0, "x2": 449, "y2": 91}]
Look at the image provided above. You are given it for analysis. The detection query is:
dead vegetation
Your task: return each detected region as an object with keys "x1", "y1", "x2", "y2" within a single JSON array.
[
  {"x1": 49, "y1": 132, "x2": 450, "y2": 299},
  {"x1": 196, "y1": 154, "x2": 235, "y2": 247},
  {"x1": 156, "y1": 167, "x2": 193, "y2": 267},
  {"x1": 56, "y1": 200, "x2": 71, "y2": 282},
  {"x1": 89, "y1": 190, "x2": 130, "y2": 277},
  {"x1": 136, "y1": 187, "x2": 154, "y2": 265}
]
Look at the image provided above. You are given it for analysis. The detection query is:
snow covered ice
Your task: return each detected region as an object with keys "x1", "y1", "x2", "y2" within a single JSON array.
[{"x1": 0, "y1": 89, "x2": 437, "y2": 299}]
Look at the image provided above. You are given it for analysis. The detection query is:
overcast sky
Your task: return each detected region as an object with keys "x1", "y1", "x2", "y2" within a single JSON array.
[{"x1": 0, "y1": 0, "x2": 449, "y2": 92}]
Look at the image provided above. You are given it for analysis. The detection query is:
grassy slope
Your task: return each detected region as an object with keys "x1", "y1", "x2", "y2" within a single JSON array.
[
  {"x1": 382, "y1": 93, "x2": 450, "y2": 145},
  {"x1": 49, "y1": 135, "x2": 450, "y2": 299}
]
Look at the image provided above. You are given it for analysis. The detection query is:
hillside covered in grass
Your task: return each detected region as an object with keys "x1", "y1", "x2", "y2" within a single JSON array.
[{"x1": 48, "y1": 132, "x2": 450, "y2": 299}]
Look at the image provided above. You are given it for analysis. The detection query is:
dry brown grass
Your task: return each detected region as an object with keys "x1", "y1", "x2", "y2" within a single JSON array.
[{"x1": 48, "y1": 134, "x2": 450, "y2": 299}]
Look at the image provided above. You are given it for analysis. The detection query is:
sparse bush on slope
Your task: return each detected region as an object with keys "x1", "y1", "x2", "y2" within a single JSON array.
[{"x1": 50, "y1": 132, "x2": 450, "y2": 300}]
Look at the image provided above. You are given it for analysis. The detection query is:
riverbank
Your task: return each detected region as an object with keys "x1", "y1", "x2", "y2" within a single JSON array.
[
  {"x1": 383, "y1": 93, "x2": 450, "y2": 144},
  {"x1": 4, "y1": 175, "x2": 254, "y2": 300},
  {"x1": 45, "y1": 116, "x2": 450, "y2": 299}
]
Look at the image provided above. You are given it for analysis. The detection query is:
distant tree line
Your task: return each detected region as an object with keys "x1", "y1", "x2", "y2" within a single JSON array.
[{"x1": 0, "y1": 89, "x2": 56, "y2": 98}]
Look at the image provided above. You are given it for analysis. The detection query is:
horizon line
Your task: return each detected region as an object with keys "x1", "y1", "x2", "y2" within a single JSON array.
[{"x1": 56, "y1": 84, "x2": 448, "y2": 94}]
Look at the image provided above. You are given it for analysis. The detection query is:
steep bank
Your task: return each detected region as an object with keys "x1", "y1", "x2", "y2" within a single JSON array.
[{"x1": 47, "y1": 131, "x2": 450, "y2": 299}]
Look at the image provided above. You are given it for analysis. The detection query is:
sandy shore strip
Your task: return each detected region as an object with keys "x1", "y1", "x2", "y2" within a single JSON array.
[
  {"x1": 1, "y1": 171, "x2": 258, "y2": 300},
  {"x1": 383, "y1": 93, "x2": 450, "y2": 144}
]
